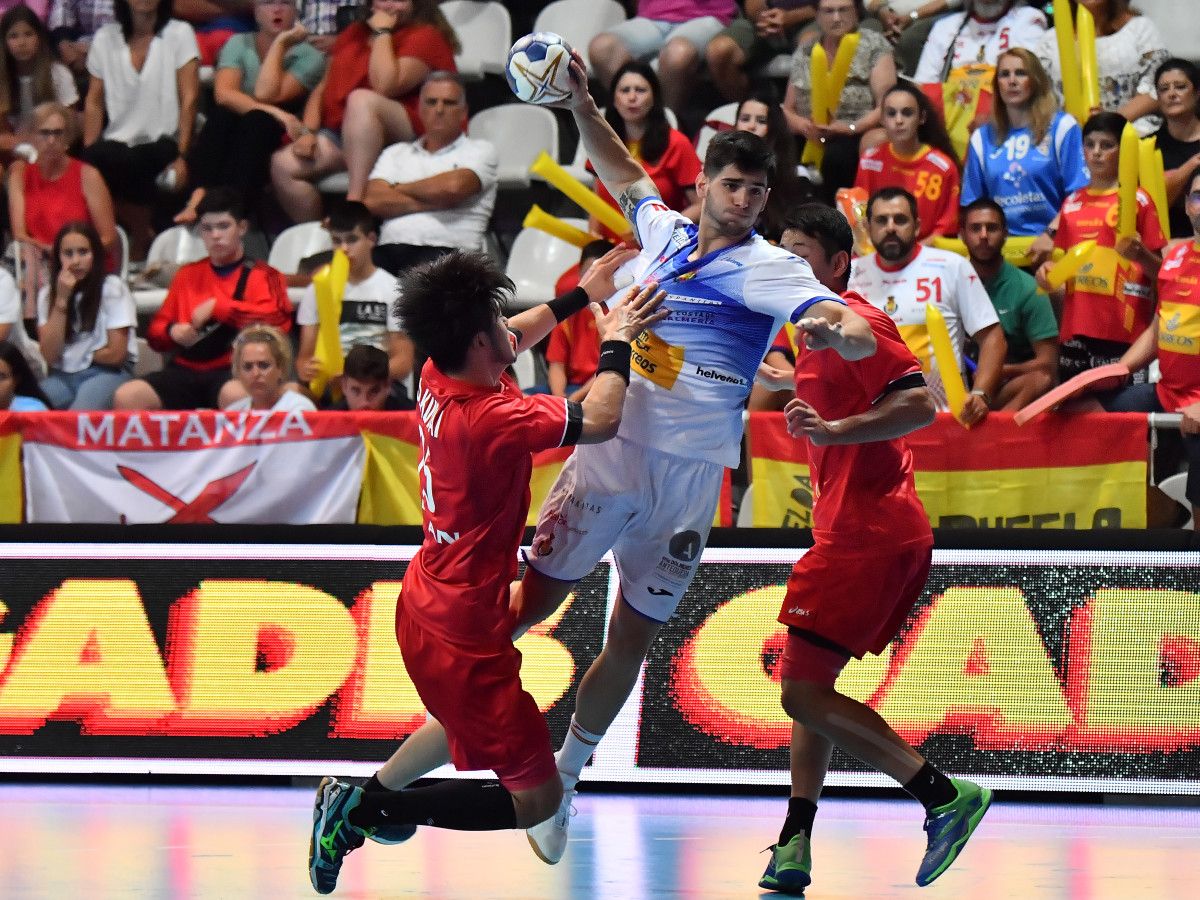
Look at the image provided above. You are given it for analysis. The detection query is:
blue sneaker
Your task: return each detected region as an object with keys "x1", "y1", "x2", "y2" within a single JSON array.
[
  {"x1": 308, "y1": 777, "x2": 367, "y2": 894},
  {"x1": 758, "y1": 833, "x2": 812, "y2": 895},
  {"x1": 915, "y1": 777, "x2": 992, "y2": 887},
  {"x1": 365, "y1": 816, "x2": 417, "y2": 846}
]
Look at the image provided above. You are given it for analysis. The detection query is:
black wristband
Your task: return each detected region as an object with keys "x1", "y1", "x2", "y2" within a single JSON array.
[
  {"x1": 595, "y1": 340, "x2": 631, "y2": 384},
  {"x1": 546, "y1": 286, "x2": 590, "y2": 324}
]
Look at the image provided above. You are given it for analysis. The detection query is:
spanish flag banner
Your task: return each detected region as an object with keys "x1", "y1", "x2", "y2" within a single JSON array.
[
  {"x1": 748, "y1": 412, "x2": 1148, "y2": 529},
  {"x1": 0, "y1": 414, "x2": 21, "y2": 524},
  {"x1": 920, "y1": 64, "x2": 994, "y2": 162},
  {"x1": 356, "y1": 412, "x2": 423, "y2": 526}
]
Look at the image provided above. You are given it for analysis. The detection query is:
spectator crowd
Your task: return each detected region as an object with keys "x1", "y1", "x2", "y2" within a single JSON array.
[{"x1": 0, "y1": 0, "x2": 1196, "y2": 524}]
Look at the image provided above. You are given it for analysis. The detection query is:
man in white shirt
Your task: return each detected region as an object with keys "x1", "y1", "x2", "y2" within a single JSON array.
[
  {"x1": 362, "y1": 71, "x2": 499, "y2": 276},
  {"x1": 849, "y1": 186, "x2": 1007, "y2": 425},
  {"x1": 914, "y1": 0, "x2": 1047, "y2": 83}
]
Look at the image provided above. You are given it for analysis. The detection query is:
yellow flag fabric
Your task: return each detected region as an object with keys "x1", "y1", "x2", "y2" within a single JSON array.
[{"x1": 0, "y1": 425, "x2": 21, "y2": 523}]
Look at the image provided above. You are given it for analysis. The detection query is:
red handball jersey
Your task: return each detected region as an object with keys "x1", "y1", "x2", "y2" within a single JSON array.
[
  {"x1": 1054, "y1": 187, "x2": 1166, "y2": 345},
  {"x1": 1154, "y1": 241, "x2": 1200, "y2": 411},
  {"x1": 402, "y1": 359, "x2": 577, "y2": 646},
  {"x1": 855, "y1": 143, "x2": 961, "y2": 240},
  {"x1": 793, "y1": 293, "x2": 932, "y2": 548}
]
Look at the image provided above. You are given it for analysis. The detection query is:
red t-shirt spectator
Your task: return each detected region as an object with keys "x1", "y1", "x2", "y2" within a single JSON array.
[
  {"x1": 590, "y1": 129, "x2": 701, "y2": 241},
  {"x1": 546, "y1": 308, "x2": 600, "y2": 388},
  {"x1": 855, "y1": 143, "x2": 961, "y2": 240},
  {"x1": 1154, "y1": 241, "x2": 1200, "y2": 411}
]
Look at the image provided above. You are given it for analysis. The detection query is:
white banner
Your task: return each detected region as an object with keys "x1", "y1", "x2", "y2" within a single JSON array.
[{"x1": 22, "y1": 411, "x2": 366, "y2": 524}]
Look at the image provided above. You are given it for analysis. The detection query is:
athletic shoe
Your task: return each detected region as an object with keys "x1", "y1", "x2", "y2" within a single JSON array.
[
  {"x1": 526, "y1": 787, "x2": 576, "y2": 864},
  {"x1": 308, "y1": 777, "x2": 367, "y2": 894},
  {"x1": 915, "y1": 777, "x2": 993, "y2": 887},
  {"x1": 758, "y1": 833, "x2": 812, "y2": 895},
  {"x1": 365, "y1": 818, "x2": 417, "y2": 846}
]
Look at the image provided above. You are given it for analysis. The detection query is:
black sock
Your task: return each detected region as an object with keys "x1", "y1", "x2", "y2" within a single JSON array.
[
  {"x1": 903, "y1": 762, "x2": 957, "y2": 812},
  {"x1": 349, "y1": 779, "x2": 518, "y2": 832},
  {"x1": 778, "y1": 796, "x2": 818, "y2": 844},
  {"x1": 361, "y1": 774, "x2": 388, "y2": 793}
]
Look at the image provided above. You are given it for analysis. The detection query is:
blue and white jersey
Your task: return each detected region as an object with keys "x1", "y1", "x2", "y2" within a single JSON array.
[
  {"x1": 608, "y1": 197, "x2": 839, "y2": 467},
  {"x1": 961, "y1": 111, "x2": 1089, "y2": 236}
]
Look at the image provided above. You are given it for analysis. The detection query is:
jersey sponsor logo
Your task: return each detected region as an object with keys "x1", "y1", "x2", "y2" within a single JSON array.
[
  {"x1": 655, "y1": 555, "x2": 692, "y2": 585},
  {"x1": 669, "y1": 227, "x2": 691, "y2": 249},
  {"x1": 668, "y1": 530, "x2": 702, "y2": 562},
  {"x1": 995, "y1": 190, "x2": 1046, "y2": 209},
  {"x1": 1159, "y1": 302, "x2": 1200, "y2": 355},
  {"x1": 693, "y1": 365, "x2": 747, "y2": 386},
  {"x1": 861, "y1": 158, "x2": 883, "y2": 172},
  {"x1": 670, "y1": 294, "x2": 721, "y2": 305},
  {"x1": 647, "y1": 586, "x2": 674, "y2": 597},
  {"x1": 631, "y1": 328, "x2": 685, "y2": 390}
]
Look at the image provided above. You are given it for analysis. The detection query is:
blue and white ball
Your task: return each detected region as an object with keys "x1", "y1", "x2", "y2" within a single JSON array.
[{"x1": 506, "y1": 32, "x2": 574, "y2": 105}]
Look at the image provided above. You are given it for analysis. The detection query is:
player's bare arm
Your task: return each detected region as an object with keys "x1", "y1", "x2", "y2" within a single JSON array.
[
  {"x1": 785, "y1": 385, "x2": 936, "y2": 446},
  {"x1": 556, "y1": 50, "x2": 657, "y2": 226},
  {"x1": 507, "y1": 245, "x2": 639, "y2": 353},
  {"x1": 577, "y1": 282, "x2": 668, "y2": 444},
  {"x1": 797, "y1": 300, "x2": 877, "y2": 361}
]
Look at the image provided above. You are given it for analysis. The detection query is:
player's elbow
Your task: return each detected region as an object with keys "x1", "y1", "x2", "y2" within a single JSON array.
[
  {"x1": 577, "y1": 412, "x2": 620, "y2": 445},
  {"x1": 909, "y1": 388, "x2": 937, "y2": 429}
]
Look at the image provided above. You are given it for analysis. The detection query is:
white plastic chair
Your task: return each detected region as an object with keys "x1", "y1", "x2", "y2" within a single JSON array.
[
  {"x1": 440, "y1": 0, "x2": 511, "y2": 80},
  {"x1": 131, "y1": 225, "x2": 207, "y2": 315},
  {"x1": 512, "y1": 349, "x2": 538, "y2": 390},
  {"x1": 1157, "y1": 472, "x2": 1194, "y2": 530},
  {"x1": 534, "y1": 0, "x2": 627, "y2": 75},
  {"x1": 268, "y1": 221, "x2": 333, "y2": 274},
  {"x1": 504, "y1": 218, "x2": 587, "y2": 309},
  {"x1": 735, "y1": 483, "x2": 754, "y2": 528},
  {"x1": 695, "y1": 102, "x2": 739, "y2": 164},
  {"x1": 468, "y1": 104, "x2": 560, "y2": 190}
]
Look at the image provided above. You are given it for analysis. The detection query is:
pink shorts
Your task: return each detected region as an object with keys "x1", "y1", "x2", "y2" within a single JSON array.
[
  {"x1": 778, "y1": 541, "x2": 933, "y2": 658},
  {"x1": 396, "y1": 607, "x2": 557, "y2": 792}
]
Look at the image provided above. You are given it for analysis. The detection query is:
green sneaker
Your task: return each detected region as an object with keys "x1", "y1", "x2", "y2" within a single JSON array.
[
  {"x1": 915, "y1": 777, "x2": 993, "y2": 887},
  {"x1": 758, "y1": 833, "x2": 812, "y2": 895},
  {"x1": 308, "y1": 777, "x2": 367, "y2": 894}
]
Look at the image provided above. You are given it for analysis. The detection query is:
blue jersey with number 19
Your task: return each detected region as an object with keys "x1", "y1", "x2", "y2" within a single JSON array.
[{"x1": 608, "y1": 197, "x2": 840, "y2": 467}]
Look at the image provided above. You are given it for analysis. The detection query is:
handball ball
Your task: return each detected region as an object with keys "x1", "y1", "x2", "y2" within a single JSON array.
[{"x1": 506, "y1": 32, "x2": 574, "y2": 105}]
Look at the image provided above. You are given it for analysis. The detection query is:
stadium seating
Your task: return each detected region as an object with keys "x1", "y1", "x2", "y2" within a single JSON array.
[
  {"x1": 504, "y1": 217, "x2": 587, "y2": 308},
  {"x1": 695, "y1": 102, "x2": 738, "y2": 163},
  {"x1": 533, "y1": 0, "x2": 627, "y2": 76},
  {"x1": 131, "y1": 226, "x2": 207, "y2": 316},
  {"x1": 468, "y1": 103, "x2": 560, "y2": 190},
  {"x1": 440, "y1": 0, "x2": 512, "y2": 81}
]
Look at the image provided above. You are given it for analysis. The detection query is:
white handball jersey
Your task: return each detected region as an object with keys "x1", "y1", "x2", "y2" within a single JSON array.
[
  {"x1": 608, "y1": 197, "x2": 839, "y2": 467},
  {"x1": 848, "y1": 246, "x2": 998, "y2": 408}
]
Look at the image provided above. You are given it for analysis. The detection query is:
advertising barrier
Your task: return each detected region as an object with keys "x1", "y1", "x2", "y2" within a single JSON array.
[{"x1": 0, "y1": 540, "x2": 1196, "y2": 794}]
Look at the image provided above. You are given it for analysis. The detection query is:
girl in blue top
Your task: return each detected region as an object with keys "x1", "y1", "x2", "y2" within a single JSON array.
[
  {"x1": 962, "y1": 47, "x2": 1089, "y2": 262},
  {"x1": 0, "y1": 339, "x2": 51, "y2": 411}
]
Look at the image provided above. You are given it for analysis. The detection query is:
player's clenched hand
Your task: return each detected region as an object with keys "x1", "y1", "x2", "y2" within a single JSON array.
[
  {"x1": 795, "y1": 316, "x2": 844, "y2": 351},
  {"x1": 785, "y1": 397, "x2": 839, "y2": 445},
  {"x1": 595, "y1": 281, "x2": 667, "y2": 343},
  {"x1": 544, "y1": 50, "x2": 594, "y2": 113},
  {"x1": 579, "y1": 245, "x2": 639, "y2": 303}
]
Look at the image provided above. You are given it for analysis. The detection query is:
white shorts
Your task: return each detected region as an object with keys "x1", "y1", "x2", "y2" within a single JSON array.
[{"x1": 526, "y1": 436, "x2": 723, "y2": 622}]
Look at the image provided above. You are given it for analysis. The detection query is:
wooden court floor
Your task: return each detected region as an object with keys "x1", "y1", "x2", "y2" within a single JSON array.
[{"x1": 0, "y1": 784, "x2": 1196, "y2": 898}]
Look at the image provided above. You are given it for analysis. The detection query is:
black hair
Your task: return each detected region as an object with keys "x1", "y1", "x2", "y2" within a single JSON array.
[
  {"x1": 866, "y1": 186, "x2": 918, "y2": 220},
  {"x1": 580, "y1": 239, "x2": 614, "y2": 266},
  {"x1": 0, "y1": 338, "x2": 51, "y2": 409},
  {"x1": 0, "y1": 5, "x2": 55, "y2": 122},
  {"x1": 960, "y1": 197, "x2": 1008, "y2": 230},
  {"x1": 1082, "y1": 110, "x2": 1129, "y2": 141},
  {"x1": 882, "y1": 82, "x2": 961, "y2": 171},
  {"x1": 114, "y1": 0, "x2": 172, "y2": 40},
  {"x1": 196, "y1": 186, "x2": 247, "y2": 222},
  {"x1": 342, "y1": 343, "x2": 389, "y2": 382},
  {"x1": 1156, "y1": 57, "x2": 1200, "y2": 94},
  {"x1": 327, "y1": 200, "x2": 378, "y2": 237},
  {"x1": 604, "y1": 61, "x2": 671, "y2": 164},
  {"x1": 782, "y1": 202, "x2": 854, "y2": 261},
  {"x1": 395, "y1": 250, "x2": 511, "y2": 372},
  {"x1": 48, "y1": 221, "x2": 107, "y2": 343},
  {"x1": 703, "y1": 129, "x2": 776, "y2": 185},
  {"x1": 737, "y1": 87, "x2": 802, "y2": 241}
]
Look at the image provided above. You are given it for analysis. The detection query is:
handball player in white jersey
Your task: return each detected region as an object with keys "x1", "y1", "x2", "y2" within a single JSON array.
[{"x1": 355, "y1": 49, "x2": 878, "y2": 865}]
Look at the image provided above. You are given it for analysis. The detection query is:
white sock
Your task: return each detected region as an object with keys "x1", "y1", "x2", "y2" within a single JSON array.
[{"x1": 555, "y1": 716, "x2": 605, "y2": 791}]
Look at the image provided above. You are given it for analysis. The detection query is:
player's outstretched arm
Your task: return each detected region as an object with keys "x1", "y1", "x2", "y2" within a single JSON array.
[
  {"x1": 507, "y1": 245, "x2": 638, "y2": 353},
  {"x1": 557, "y1": 51, "x2": 658, "y2": 225},
  {"x1": 785, "y1": 386, "x2": 936, "y2": 447},
  {"x1": 577, "y1": 282, "x2": 667, "y2": 444},
  {"x1": 797, "y1": 300, "x2": 877, "y2": 361}
]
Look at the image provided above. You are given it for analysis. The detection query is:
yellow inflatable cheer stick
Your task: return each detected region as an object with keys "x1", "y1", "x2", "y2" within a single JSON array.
[
  {"x1": 827, "y1": 32, "x2": 859, "y2": 106},
  {"x1": 1118, "y1": 123, "x2": 1141, "y2": 239},
  {"x1": 523, "y1": 205, "x2": 594, "y2": 247},
  {"x1": 1045, "y1": 239, "x2": 1097, "y2": 289},
  {"x1": 529, "y1": 151, "x2": 633, "y2": 238},
  {"x1": 1053, "y1": 0, "x2": 1084, "y2": 122},
  {"x1": 310, "y1": 248, "x2": 349, "y2": 399},
  {"x1": 931, "y1": 235, "x2": 1055, "y2": 268},
  {"x1": 1076, "y1": 5, "x2": 1100, "y2": 115},
  {"x1": 925, "y1": 302, "x2": 968, "y2": 422},
  {"x1": 1138, "y1": 138, "x2": 1170, "y2": 239},
  {"x1": 801, "y1": 43, "x2": 830, "y2": 167}
]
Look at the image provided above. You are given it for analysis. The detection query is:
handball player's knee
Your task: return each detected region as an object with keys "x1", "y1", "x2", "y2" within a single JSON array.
[
  {"x1": 514, "y1": 777, "x2": 564, "y2": 827},
  {"x1": 781, "y1": 678, "x2": 833, "y2": 726}
]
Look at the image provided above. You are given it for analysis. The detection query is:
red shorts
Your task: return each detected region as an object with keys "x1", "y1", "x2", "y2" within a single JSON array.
[
  {"x1": 778, "y1": 541, "x2": 933, "y2": 658},
  {"x1": 396, "y1": 606, "x2": 557, "y2": 792}
]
